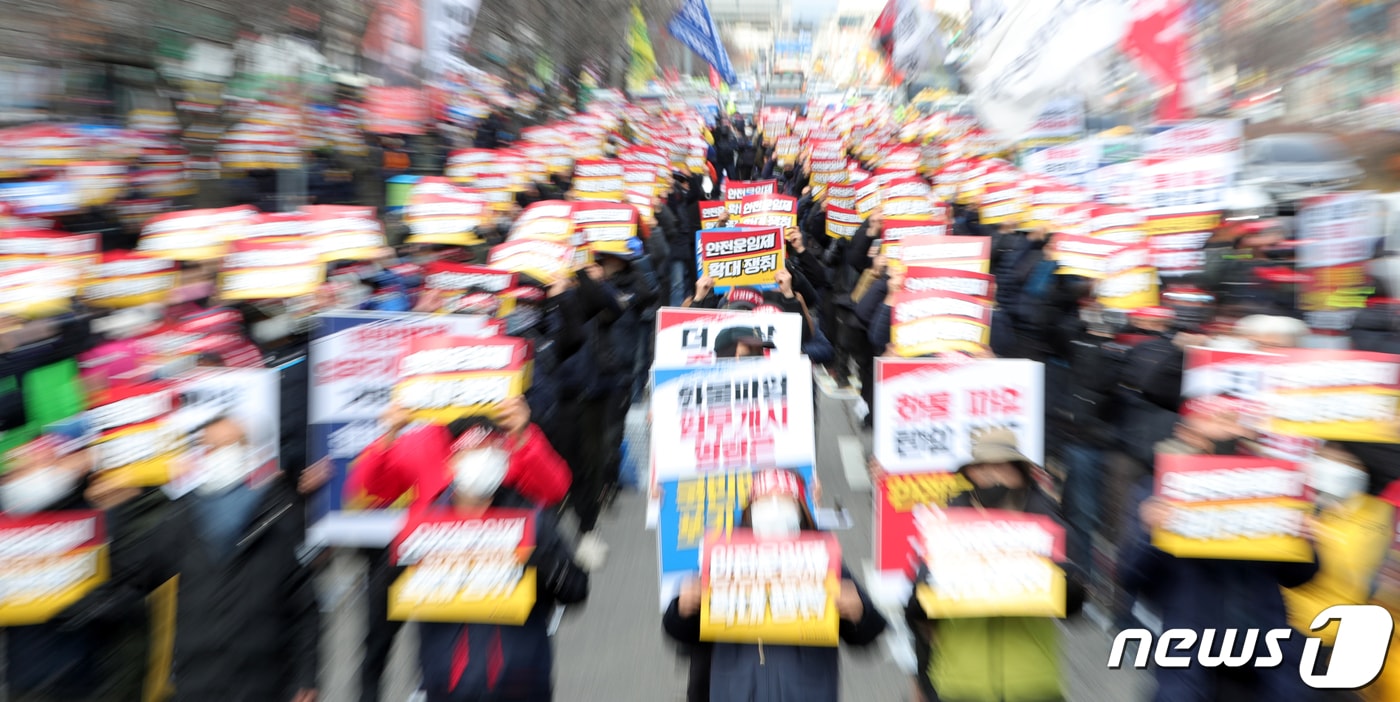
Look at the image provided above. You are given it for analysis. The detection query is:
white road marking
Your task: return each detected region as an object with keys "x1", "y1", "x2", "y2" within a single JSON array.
[{"x1": 840, "y1": 435, "x2": 870, "y2": 492}]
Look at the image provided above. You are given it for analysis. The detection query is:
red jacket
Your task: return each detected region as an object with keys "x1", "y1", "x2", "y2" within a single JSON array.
[{"x1": 346, "y1": 423, "x2": 571, "y2": 508}]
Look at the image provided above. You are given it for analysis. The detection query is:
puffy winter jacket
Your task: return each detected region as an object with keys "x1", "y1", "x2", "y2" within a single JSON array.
[
  {"x1": 417, "y1": 489, "x2": 589, "y2": 701},
  {"x1": 663, "y1": 564, "x2": 885, "y2": 702}
]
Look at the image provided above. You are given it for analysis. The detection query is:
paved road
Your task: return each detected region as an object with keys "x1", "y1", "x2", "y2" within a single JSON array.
[{"x1": 319, "y1": 384, "x2": 1153, "y2": 701}]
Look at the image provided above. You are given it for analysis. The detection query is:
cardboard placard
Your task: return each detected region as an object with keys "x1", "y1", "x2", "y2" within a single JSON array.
[
  {"x1": 700, "y1": 530, "x2": 841, "y2": 646},
  {"x1": 388, "y1": 509, "x2": 537, "y2": 624}
]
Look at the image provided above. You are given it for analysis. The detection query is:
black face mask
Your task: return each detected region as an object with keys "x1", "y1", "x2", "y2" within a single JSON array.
[
  {"x1": 1211, "y1": 438, "x2": 1241, "y2": 456},
  {"x1": 972, "y1": 484, "x2": 1028, "y2": 509}
]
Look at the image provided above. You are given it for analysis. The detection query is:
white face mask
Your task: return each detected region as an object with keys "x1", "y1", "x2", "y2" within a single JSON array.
[
  {"x1": 1305, "y1": 457, "x2": 1368, "y2": 505},
  {"x1": 2, "y1": 469, "x2": 78, "y2": 515},
  {"x1": 197, "y1": 444, "x2": 254, "y2": 495},
  {"x1": 751, "y1": 500, "x2": 802, "y2": 540},
  {"x1": 454, "y1": 448, "x2": 510, "y2": 499}
]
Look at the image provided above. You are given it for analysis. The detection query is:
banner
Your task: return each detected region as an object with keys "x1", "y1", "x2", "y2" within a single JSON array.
[
  {"x1": 1296, "y1": 192, "x2": 1381, "y2": 331},
  {"x1": 653, "y1": 307, "x2": 804, "y2": 366},
  {"x1": 138, "y1": 206, "x2": 257, "y2": 261},
  {"x1": 902, "y1": 267, "x2": 995, "y2": 302},
  {"x1": 388, "y1": 509, "x2": 536, "y2": 623},
  {"x1": 0, "y1": 511, "x2": 109, "y2": 625},
  {"x1": 650, "y1": 358, "x2": 816, "y2": 482},
  {"x1": 1047, "y1": 234, "x2": 1122, "y2": 279},
  {"x1": 700, "y1": 201, "x2": 727, "y2": 230},
  {"x1": 668, "y1": 0, "x2": 737, "y2": 85},
  {"x1": 307, "y1": 312, "x2": 497, "y2": 547},
  {"x1": 489, "y1": 238, "x2": 590, "y2": 285},
  {"x1": 392, "y1": 335, "x2": 532, "y2": 424},
  {"x1": 874, "y1": 358, "x2": 1045, "y2": 474},
  {"x1": 405, "y1": 178, "x2": 488, "y2": 246},
  {"x1": 303, "y1": 205, "x2": 391, "y2": 263},
  {"x1": 571, "y1": 200, "x2": 639, "y2": 256},
  {"x1": 572, "y1": 159, "x2": 626, "y2": 202},
  {"x1": 423, "y1": 0, "x2": 482, "y2": 77},
  {"x1": 700, "y1": 530, "x2": 841, "y2": 646},
  {"x1": 0, "y1": 231, "x2": 98, "y2": 273},
  {"x1": 875, "y1": 471, "x2": 972, "y2": 575},
  {"x1": 1152, "y1": 454, "x2": 1313, "y2": 562},
  {"x1": 723, "y1": 180, "x2": 778, "y2": 217},
  {"x1": 890, "y1": 290, "x2": 993, "y2": 357},
  {"x1": 79, "y1": 253, "x2": 178, "y2": 309},
  {"x1": 914, "y1": 508, "x2": 1067, "y2": 618},
  {"x1": 1023, "y1": 139, "x2": 1099, "y2": 187},
  {"x1": 979, "y1": 183, "x2": 1026, "y2": 226},
  {"x1": 737, "y1": 194, "x2": 798, "y2": 229},
  {"x1": 626, "y1": 4, "x2": 659, "y2": 92},
  {"x1": 696, "y1": 227, "x2": 785, "y2": 292},
  {"x1": 85, "y1": 382, "x2": 180, "y2": 487},
  {"x1": 881, "y1": 218, "x2": 948, "y2": 259},
  {"x1": 892, "y1": 236, "x2": 990, "y2": 273},
  {"x1": 363, "y1": 87, "x2": 429, "y2": 135},
  {"x1": 218, "y1": 239, "x2": 325, "y2": 300},
  {"x1": 0, "y1": 264, "x2": 80, "y2": 319},
  {"x1": 423, "y1": 262, "x2": 518, "y2": 296},
  {"x1": 1184, "y1": 348, "x2": 1400, "y2": 443},
  {"x1": 825, "y1": 206, "x2": 861, "y2": 240}
]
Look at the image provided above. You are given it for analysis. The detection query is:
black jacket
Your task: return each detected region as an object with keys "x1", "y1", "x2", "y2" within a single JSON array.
[
  {"x1": 143, "y1": 477, "x2": 319, "y2": 702},
  {"x1": 663, "y1": 563, "x2": 885, "y2": 702},
  {"x1": 5, "y1": 488, "x2": 169, "y2": 702},
  {"x1": 1350, "y1": 302, "x2": 1400, "y2": 354},
  {"x1": 417, "y1": 489, "x2": 588, "y2": 702}
]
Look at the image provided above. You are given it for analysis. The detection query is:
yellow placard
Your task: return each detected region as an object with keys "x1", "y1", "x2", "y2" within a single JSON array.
[
  {"x1": 893, "y1": 317, "x2": 990, "y2": 357},
  {"x1": 1097, "y1": 266, "x2": 1160, "y2": 310},
  {"x1": 389, "y1": 566, "x2": 537, "y2": 625},
  {"x1": 1152, "y1": 498, "x2": 1316, "y2": 562},
  {"x1": 700, "y1": 573, "x2": 841, "y2": 646},
  {"x1": 393, "y1": 367, "x2": 533, "y2": 425},
  {"x1": 915, "y1": 561, "x2": 1066, "y2": 619},
  {"x1": 0, "y1": 546, "x2": 109, "y2": 626}
]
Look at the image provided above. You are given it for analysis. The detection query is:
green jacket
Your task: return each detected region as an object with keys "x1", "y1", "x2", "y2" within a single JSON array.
[{"x1": 928, "y1": 616, "x2": 1064, "y2": 702}]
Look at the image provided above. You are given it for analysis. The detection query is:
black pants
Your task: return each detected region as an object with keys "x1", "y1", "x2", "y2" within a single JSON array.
[
  {"x1": 361, "y1": 547, "x2": 402, "y2": 702},
  {"x1": 566, "y1": 395, "x2": 617, "y2": 534}
]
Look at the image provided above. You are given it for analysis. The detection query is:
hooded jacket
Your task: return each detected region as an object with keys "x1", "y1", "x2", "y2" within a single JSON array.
[
  {"x1": 905, "y1": 488, "x2": 1082, "y2": 702},
  {"x1": 347, "y1": 422, "x2": 571, "y2": 510},
  {"x1": 416, "y1": 488, "x2": 589, "y2": 702}
]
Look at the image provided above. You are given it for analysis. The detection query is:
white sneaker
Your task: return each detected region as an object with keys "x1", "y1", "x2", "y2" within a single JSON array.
[{"x1": 574, "y1": 533, "x2": 609, "y2": 572}]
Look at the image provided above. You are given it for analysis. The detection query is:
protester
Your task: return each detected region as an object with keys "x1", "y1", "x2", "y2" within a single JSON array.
[
  {"x1": 346, "y1": 397, "x2": 572, "y2": 702},
  {"x1": 1123, "y1": 407, "x2": 1319, "y2": 702},
  {"x1": 662, "y1": 469, "x2": 886, "y2": 702},
  {"x1": 96, "y1": 414, "x2": 320, "y2": 702},
  {"x1": 2, "y1": 437, "x2": 161, "y2": 702},
  {"x1": 415, "y1": 417, "x2": 589, "y2": 701},
  {"x1": 905, "y1": 428, "x2": 1084, "y2": 702}
]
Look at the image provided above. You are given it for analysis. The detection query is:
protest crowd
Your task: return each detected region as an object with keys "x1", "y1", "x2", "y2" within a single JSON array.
[{"x1": 5, "y1": 82, "x2": 1400, "y2": 702}]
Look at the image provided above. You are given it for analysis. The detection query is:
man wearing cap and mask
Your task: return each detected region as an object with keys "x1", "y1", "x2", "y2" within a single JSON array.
[
  {"x1": 663, "y1": 469, "x2": 886, "y2": 702},
  {"x1": 414, "y1": 416, "x2": 589, "y2": 702},
  {"x1": 347, "y1": 397, "x2": 572, "y2": 702},
  {"x1": 904, "y1": 428, "x2": 1083, "y2": 702}
]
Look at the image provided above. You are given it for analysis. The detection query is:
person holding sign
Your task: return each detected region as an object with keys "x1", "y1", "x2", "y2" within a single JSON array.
[
  {"x1": 1, "y1": 436, "x2": 158, "y2": 702},
  {"x1": 1122, "y1": 407, "x2": 1319, "y2": 702},
  {"x1": 347, "y1": 397, "x2": 571, "y2": 702},
  {"x1": 662, "y1": 469, "x2": 886, "y2": 702},
  {"x1": 903, "y1": 428, "x2": 1082, "y2": 702},
  {"x1": 411, "y1": 417, "x2": 589, "y2": 702}
]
